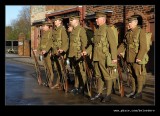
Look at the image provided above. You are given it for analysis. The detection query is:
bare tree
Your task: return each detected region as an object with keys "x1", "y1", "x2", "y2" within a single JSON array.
[
  {"x1": 5, "y1": 26, "x2": 12, "y2": 40},
  {"x1": 5, "y1": 6, "x2": 30, "y2": 40},
  {"x1": 17, "y1": 6, "x2": 31, "y2": 39}
]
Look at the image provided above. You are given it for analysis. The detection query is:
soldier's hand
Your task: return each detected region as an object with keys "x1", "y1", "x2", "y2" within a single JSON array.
[
  {"x1": 49, "y1": 52, "x2": 52, "y2": 56},
  {"x1": 42, "y1": 50, "x2": 46, "y2": 55},
  {"x1": 81, "y1": 51, "x2": 87, "y2": 56},
  {"x1": 112, "y1": 59, "x2": 117, "y2": 64},
  {"x1": 119, "y1": 53, "x2": 124, "y2": 57},
  {"x1": 58, "y1": 49, "x2": 64, "y2": 53},
  {"x1": 33, "y1": 49, "x2": 37, "y2": 52},
  {"x1": 136, "y1": 59, "x2": 141, "y2": 63}
]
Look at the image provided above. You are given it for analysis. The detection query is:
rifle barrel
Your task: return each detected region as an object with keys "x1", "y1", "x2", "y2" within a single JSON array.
[
  {"x1": 117, "y1": 56, "x2": 124, "y2": 97},
  {"x1": 31, "y1": 48, "x2": 42, "y2": 85}
]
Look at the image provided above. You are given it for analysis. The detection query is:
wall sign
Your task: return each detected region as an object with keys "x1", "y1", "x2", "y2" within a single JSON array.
[{"x1": 18, "y1": 42, "x2": 23, "y2": 45}]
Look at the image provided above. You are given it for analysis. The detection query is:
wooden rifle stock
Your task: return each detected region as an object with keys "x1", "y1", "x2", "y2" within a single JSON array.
[
  {"x1": 57, "y1": 51, "x2": 68, "y2": 92},
  {"x1": 120, "y1": 56, "x2": 131, "y2": 87},
  {"x1": 82, "y1": 54, "x2": 92, "y2": 97},
  {"x1": 117, "y1": 56, "x2": 125, "y2": 97},
  {"x1": 42, "y1": 55, "x2": 51, "y2": 86},
  {"x1": 31, "y1": 48, "x2": 42, "y2": 85}
]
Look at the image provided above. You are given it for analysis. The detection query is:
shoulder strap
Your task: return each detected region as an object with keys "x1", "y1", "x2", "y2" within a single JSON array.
[
  {"x1": 59, "y1": 28, "x2": 62, "y2": 40},
  {"x1": 146, "y1": 32, "x2": 152, "y2": 50},
  {"x1": 110, "y1": 25, "x2": 118, "y2": 46},
  {"x1": 47, "y1": 31, "x2": 51, "y2": 40},
  {"x1": 78, "y1": 27, "x2": 81, "y2": 37},
  {"x1": 132, "y1": 28, "x2": 141, "y2": 53},
  {"x1": 76, "y1": 27, "x2": 82, "y2": 42},
  {"x1": 46, "y1": 31, "x2": 51, "y2": 46},
  {"x1": 136, "y1": 28, "x2": 141, "y2": 41}
]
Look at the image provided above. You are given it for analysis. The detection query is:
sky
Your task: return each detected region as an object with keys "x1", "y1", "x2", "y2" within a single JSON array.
[{"x1": 5, "y1": 5, "x2": 27, "y2": 26}]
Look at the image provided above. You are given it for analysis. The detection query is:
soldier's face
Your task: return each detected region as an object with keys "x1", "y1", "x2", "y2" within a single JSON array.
[
  {"x1": 128, "y1": 20, "x2": 138, "y2": 29},
  {"x1": 68, "y1": 26, "x2": 73, "y2": 32},
  {"x1": 96, "y1": 17, "x2": 106, "y2": 26},
  {"x1": 42, "y1": 25, "x2": 49, "y2": 31},
  {"x1": 70, "y1": 19, "x2": 77, "y2": 27},
  {"x1": 54, "y1": 20, "x2": 61, "y2": 27}
]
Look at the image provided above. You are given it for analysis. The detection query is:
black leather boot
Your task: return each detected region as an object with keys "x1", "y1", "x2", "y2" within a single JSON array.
[
  {"x1": 112, "y1": 88, "x2": 116, "y2": 94},
  {"x1": 42, "y1": 82, "x2": 49, "y2": 87},
  {"x1": 90, "y1": 93, "x2": 103, "y2": 101},
  {"x1": 101, "y1": 94, "x2": 111, "y2": 103},
  {"x1": 143, "y1": 84, "x2": 147, "y2": 89},
  {"x1": 78, "y1": 86, "x2": 84, "y2": 95},
  {"x1": 125, "y1": 91, "x2": 135, "y2": 98},
  {"x1": 133, "y1": 92, "x2": 142, "y2": 99},
  {"x1": 70, "y1": 88, "x2": 79, "y2": 94}
]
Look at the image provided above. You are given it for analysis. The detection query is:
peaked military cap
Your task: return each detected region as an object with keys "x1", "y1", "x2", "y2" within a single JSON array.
[
  {"x1": 127, "y1": 15, "x2": 138, "y2": 23},
  {"x1": 69, "y1": 15, "x2": 80, "y2": 21},
  {"x1": 53, "y1": 16, "x2": 63, "y2": 21},
  {"x1": 95, "y1": 11, "x2": 106, "y2": 18},
  {"x1": 42, "y1": 21, "x2": 53, "y2": 26}
]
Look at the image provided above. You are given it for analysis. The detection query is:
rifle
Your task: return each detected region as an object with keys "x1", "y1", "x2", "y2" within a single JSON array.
[
  {"x1": 119, "y1": 56, "x2": 131, "y2": 87},
  {"x1": 57, "y1": 51, "x2": 69, "y2": 93},
  {"x1": 31, "y1": 48, "x2": 42, "y2": 85},
  {"x1": 42, "y1": 54, "x2": 51, "y2": 87},
  {"x1": 117, "y1": 55, "x2": 125, "y2": 97},
  {"x1": 82, "y1": 54, "x2": 93, "y2": 97}
]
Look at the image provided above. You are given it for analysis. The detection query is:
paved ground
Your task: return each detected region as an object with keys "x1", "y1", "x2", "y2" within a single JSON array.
[
  {"x1": 5, "y1": 53, "x2": 42, "y2": 66},
  {"x1": 5, "y1": 53, "x2": 155, "y2": 106}
]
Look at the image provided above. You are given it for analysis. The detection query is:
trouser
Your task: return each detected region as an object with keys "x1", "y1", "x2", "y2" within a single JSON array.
[
  {"x1": 142, "y1": 64, "x2": 147, "y2": 86},
  {"x1": 44, "y1": 53, "x2": 54, "y2": 83},
  {"x1": 70, "y1": 57, "x2": 87, "y2": 88},
  {"x1": 127, "y1": 63, "x2": 144, "y2": 93},
  {"x1": 94, "y1": 60, "x2": 117, "y2": 96},
  {"x1": 53, "y1": 55, "x2": 64, "y2": 85},
  {"x1": 113, "y1": 78, "x2": 119, "y2": 90}
]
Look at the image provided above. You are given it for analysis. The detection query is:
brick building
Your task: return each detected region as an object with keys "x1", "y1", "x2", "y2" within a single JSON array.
[{"x1": 31, "y1": 5, "x2": 155, "y2": 74}]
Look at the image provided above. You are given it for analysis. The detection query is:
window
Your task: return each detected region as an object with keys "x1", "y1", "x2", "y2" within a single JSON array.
[
  {"x1": 13, "y1": 41, "x2": 18, "y2": 46},
  {"x1": 92, "y1": 5, "x2": 101, "y2": 8},
  {"x1": 6, "y1": 41, "x2": 11, "y2": 46}
]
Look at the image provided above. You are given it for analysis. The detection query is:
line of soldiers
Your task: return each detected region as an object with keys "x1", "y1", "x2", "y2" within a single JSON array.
[{"x1": 34, "y1": 11, "x2": 149, "y2": 103}]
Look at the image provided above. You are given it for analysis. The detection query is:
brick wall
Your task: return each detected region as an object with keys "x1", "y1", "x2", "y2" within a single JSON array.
[
  {"x1": 46, "y1": 5, "x2": 76, "y2": 11},
  {"x1": 86, "y1": 5, "x2": 124, "y2": 24},
  {"x1": 31, "y1": 6, "x2": 46, "y2": 24},
  {"x1": 125, "y1": 5, "x2": 154, "y2": 31},
  {"x1": 86, "y1": 5, "x2": 155, "y2": 31}
]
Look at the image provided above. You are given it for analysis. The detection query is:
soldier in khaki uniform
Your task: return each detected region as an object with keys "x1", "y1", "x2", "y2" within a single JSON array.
[
  {"x1": 118, "y1": 15, "x2": 148, "y2": 99},
  {"x1": 67, "y1": 23, "x2": 73, "y2": 36},
  {"x1": 38, "y1": 21, "x2": 54, "y2": 89},
  {"x1": 51, "y1": 16, "x2": 69, "y2": 89},
  {"x1": 68, "y1": 15, "x2": 88, "y2": 95},
  {"x1": 83, "y1": 12, "x2": 117, "y2": 102}
]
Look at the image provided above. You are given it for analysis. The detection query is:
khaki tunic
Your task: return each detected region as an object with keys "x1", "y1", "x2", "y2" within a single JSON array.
[
  {"x1": 87, "y1": 24, "x2": 117, "y2": 61},
  {"x1": 86, "y1": 24, "x2": 117, "y2": 95},
  {"x1": 52, "y1": 25, "x2": 69, "y2": 54},
  {"x1": 38, "y1": 30, "x2": 53, "y2": 52},
  {"x1": 38, "y1": 29, "x2": 54, "y2": 83},
  {"x1": 68, "y1": 24, "x2": 88, "y2": 88},
  {"x1": 68, "y1": 25, "x2": 87, "y2": 58},
  {"x1": 118, "y1": 26, "x2": 147, "y2": 62},
  {"x1": 118, "y1": 26, "x2": 148, "y2": 93},
  {"x1": 52, "y1": 25, "x2": 69, "y2": 85}
]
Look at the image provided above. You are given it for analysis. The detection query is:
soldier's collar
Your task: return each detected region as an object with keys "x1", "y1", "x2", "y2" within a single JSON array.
[
  {"x1": 43, "y1": 29, "x2": 50, "y2": 33},
  {"x1": 99, "y1": 23, "x2": 106, "y2": 29},
  {"x1": 73, "y1": 24, "x2": 80, "y2": 30},
  {"x1": 131, "y1": 26, "x2": 138, "y2": 32},
  {"x1": 55, "y1": 25, "x2": 62, "y2": 30}
]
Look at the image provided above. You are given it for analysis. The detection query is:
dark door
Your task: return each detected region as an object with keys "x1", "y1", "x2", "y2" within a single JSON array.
[{"x1": 146, "y1": 20, "x2": 155, "y2": 75}]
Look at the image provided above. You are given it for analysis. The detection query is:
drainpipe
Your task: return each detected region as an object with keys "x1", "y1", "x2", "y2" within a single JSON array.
[
  {"x1": 78, "y1": 6, "x2": 83, "y2": 26},
  {"x1": 123, "y1": 5, "x2": 127, "y2": 33},
  {"x1": 82, "y1": 5, "x2": 86, "y2": 26}
]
